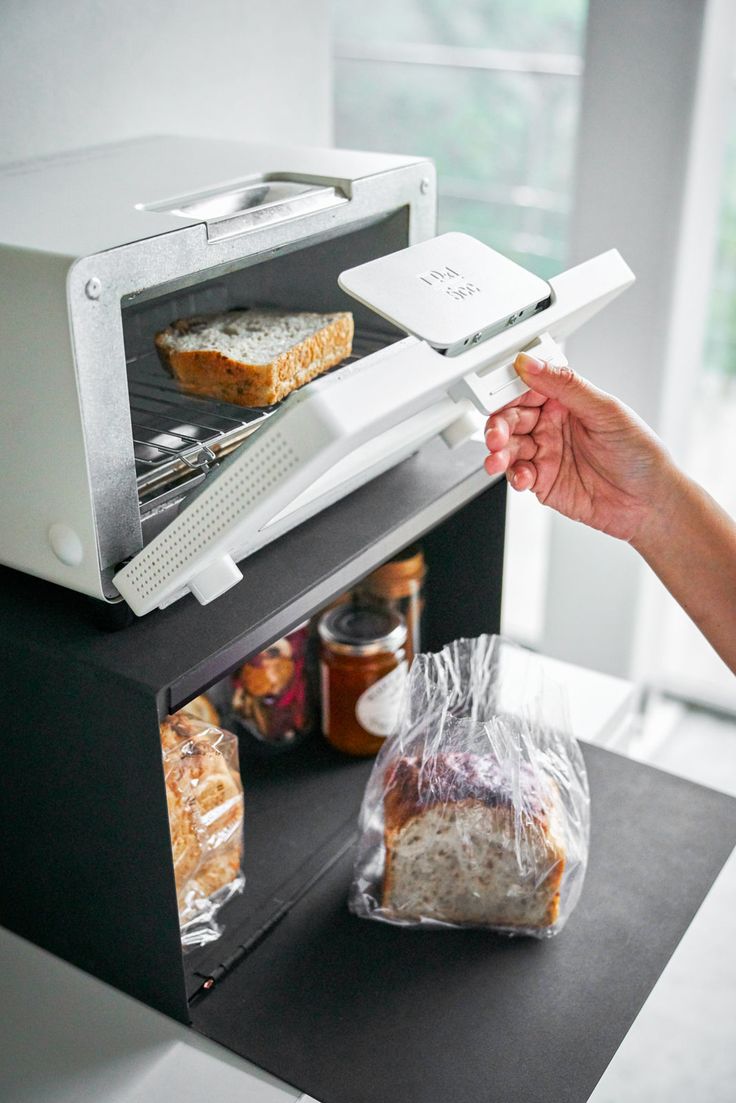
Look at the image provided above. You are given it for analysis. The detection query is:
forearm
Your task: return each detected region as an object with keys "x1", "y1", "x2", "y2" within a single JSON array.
[{"x1": 632, "y1": 466, "x2": 736, "y2": 674}]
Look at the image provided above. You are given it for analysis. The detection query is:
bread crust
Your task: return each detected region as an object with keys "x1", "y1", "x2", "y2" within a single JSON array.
[{"x1": 155, "y1": 310, "x2": 354, "y2": 407}]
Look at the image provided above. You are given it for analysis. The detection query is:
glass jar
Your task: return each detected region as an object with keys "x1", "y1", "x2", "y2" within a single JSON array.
[
  {"x1": 228, "y1": 622, "x2": 314, "y2": 755},
  {"x1": 355, "y1": 545, "x2": 426, "y2": 666},
  {"x1": 318, "y1": 605, "x2": 407, "y2": 757}
]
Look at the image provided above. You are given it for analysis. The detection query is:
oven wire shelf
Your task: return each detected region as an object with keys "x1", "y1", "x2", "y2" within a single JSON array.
[{"x1": 127, "y1": 327, "x2": 396, "y2": 509}]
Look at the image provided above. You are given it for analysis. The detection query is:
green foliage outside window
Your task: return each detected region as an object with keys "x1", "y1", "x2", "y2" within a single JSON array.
[
  {"x1": 333, "y1": 0, "x2": 587, "y2": 278},
  {"x1": 334, "y1": 0, "x2": 735, "y2": 377},
  {"x1": 332, "y1": 0, "x2": 587, "y2": 54}
]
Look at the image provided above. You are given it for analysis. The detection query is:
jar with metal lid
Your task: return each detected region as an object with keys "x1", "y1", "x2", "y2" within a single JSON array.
[
  {"x1": 355, "y1": 545, "x2": 426, "y2": 666},
  {"x1": 318, "y1": 605, "x2": 407, "y2": 757}
]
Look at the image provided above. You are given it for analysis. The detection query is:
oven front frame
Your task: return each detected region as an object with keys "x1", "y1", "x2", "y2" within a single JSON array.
[{"x1": 66, "y1": 160, "x2": 436, "y2": 595}]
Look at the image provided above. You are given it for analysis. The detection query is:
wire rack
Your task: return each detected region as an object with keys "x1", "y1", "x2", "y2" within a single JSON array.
[{"x1": 127, "y1": 327, "x2": 395, "y2": 508}]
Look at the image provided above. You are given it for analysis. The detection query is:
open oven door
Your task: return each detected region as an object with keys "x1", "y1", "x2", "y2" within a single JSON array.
[{"x1": 113, "y1": 237, "x2": 634, "y2": 616}]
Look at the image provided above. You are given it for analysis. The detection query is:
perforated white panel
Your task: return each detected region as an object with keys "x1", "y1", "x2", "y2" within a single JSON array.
[{"x1": 119, "y1": 430, "x2": 299, "y2": 604}]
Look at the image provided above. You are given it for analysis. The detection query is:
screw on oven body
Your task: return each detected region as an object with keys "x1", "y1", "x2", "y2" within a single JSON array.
[
  {"x1": 85, "y1": 277, "x2": 102, "y2": 300},
  {"x1": 420, "y1": 177, "x2": 431, "y2": 195}
]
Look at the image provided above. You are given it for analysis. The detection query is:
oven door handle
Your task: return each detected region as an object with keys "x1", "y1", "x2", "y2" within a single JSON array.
[
  {"x1": 113, "y1": 247, "x2": 634, "y2": 617},
  {"x1": 448, "y1": 331, "x2": 569, "y2": 416}
]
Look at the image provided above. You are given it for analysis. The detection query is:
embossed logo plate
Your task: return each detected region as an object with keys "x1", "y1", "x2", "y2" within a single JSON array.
[{"x1": 339, "y1": 232, "x2": 551, "y2": 356}]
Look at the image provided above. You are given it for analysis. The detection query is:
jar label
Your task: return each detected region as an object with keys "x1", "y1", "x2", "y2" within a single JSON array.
[{"x1": 356, "y1": 661, "x2": 408, "y2": 737}]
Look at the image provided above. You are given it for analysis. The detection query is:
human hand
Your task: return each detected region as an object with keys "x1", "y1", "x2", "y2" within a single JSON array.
[{"x1": 484, "y1": 352, "x2": 680, "y2": 543}]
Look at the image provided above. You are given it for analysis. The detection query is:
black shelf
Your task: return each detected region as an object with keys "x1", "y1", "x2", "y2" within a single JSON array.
[
  {"x1": 191, "y1": 743, "x2": 736, "y2": 1103},
  {"x1": 184, "y1": 738, "x2": 375, "y2": 1001},
  {"x1": 0, "y1": 438, "x2": 498, "y2": 714},
  {"x1": 2, "y1": 437, "x2": 507, "y2": 1025}
]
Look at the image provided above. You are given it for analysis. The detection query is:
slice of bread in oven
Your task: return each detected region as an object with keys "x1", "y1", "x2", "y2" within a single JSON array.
[
  {"x1": 155, "y1": 307, "x2": 354, "y2": 407},
  {"x1": 382, "y1": 753, "x2": 566, "y2": 929}
]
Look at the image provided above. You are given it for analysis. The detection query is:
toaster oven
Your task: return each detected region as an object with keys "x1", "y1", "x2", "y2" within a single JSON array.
[{"x1": 0, "y1": 136, "x2": 632, "y2": 616}]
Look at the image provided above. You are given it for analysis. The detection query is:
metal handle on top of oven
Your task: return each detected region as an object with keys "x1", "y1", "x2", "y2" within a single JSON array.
[
  {"x1": 204, "y1": 184, "x2": 348, "y2": 242},
  {"x1": 141, "y1": 175, "x2": 350, "y2": 242}
]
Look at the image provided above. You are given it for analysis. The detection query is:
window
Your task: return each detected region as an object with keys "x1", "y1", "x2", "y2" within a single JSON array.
[
  {"x1": 332, "y1": 0, "x2": 588, "y2": 644},
  {"x1": 643, "y1": 76, "x2": 736, "y2": 711},
  {"x1": 333, "y1": 0, "x2": 587, "y2": 279}
]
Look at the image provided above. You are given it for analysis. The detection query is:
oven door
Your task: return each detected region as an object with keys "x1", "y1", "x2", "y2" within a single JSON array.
[{"x1": 113, "y1": 241, "x2": 633, "y2": 616}]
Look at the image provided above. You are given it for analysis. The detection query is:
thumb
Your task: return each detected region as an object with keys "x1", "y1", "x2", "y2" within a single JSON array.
[{"x1": 514, "y1": 351, "x2": 614, "y2": 422}]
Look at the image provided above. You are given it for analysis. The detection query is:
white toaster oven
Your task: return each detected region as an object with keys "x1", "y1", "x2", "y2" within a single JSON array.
[{"x1": 0, "y1": 137, "x2": 633, "y2": 615}]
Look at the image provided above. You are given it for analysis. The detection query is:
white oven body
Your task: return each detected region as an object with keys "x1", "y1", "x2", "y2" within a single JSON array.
[{"x1": 0, "y1": 137, "x2": 436, "y2": 601}]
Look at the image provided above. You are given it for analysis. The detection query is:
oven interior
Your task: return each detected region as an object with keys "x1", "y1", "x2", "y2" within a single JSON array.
[{"x1": 122, "y1": 209, "x2": 410, "y2": 546}]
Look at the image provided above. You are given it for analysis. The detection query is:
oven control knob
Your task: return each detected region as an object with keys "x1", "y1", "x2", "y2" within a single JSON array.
[
  {"x1": 48, "y1": 523, "x2": 84, "y2": 567},
  {"x1": 188, "y1": 555, "x2": 243, "y2": 605}
]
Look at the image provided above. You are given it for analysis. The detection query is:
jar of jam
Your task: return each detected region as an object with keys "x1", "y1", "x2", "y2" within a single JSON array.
[
  {"x1": 318, "y1": 606, "x2": 407, "y2": 757},
  {"x1": 355, "y1": 545, "x2": 426, "y2": 666}
]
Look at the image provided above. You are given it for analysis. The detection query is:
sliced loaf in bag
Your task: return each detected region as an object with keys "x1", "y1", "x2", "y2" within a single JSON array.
[
  {"x1": 155, "y1": 307, "x2": 354, "y2": 407},
  {"x1": 382, "y1": 752, "x2": 566, "y2": 929}
]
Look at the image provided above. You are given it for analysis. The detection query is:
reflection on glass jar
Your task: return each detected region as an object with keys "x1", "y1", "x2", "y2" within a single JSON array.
[{"x1": 355, "y1": 545, "x2": 426, "y2": 666}]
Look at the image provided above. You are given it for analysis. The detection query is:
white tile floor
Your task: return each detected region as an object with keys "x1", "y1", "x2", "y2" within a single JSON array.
[{"x1": 589, "y1": 695, "x2": 736, "y2": 1102}]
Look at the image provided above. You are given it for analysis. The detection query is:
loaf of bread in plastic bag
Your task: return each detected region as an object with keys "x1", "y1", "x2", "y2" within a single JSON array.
[
  {"x1": 349, "y1": 635, "x2": 591, "y2": 938},
  {"x1": 382, "y1": 750, "x2": 566, "y2": 929},
  {"x1": 160, "y1": 711, "x2": 244, "y2": 947}
]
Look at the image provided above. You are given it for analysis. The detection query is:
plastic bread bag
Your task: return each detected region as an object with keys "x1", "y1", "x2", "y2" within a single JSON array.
[
  {"x1": 160, "y1": 710, "x2": 245, "y2": 947},
  {"x1": 349, "y1": 635, "x2": 590, "y2": 938}
]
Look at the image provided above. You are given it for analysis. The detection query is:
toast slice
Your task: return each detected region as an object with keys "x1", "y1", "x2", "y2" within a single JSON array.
[{"x1": 155, "y1": 307, "x2": 354, "y2": 407}]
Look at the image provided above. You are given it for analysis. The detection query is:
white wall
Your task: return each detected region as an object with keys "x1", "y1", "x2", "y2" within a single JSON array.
[{"x1": 0, "y1": 0, "x2": 332, "y2": 164}]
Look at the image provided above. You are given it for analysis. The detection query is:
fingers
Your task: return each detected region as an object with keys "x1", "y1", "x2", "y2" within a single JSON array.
[
  {"x1": 485, "y1": 447, "x2": 539, "y2": 494},
  {"x1": 484, "y1": 448, "x2": 510, "y2": 477},
  {"x1": 507, "y1": 461, "x2": 538, "y2": 492},
  {"x1": 485, "y1": 431, "x2": 537, "y2": 482},
  {"x1": 484, "y1": 405, "x2": 541, "y2": 450},
  {"x1": 485, "y1": 400, "x2": 541, "y2": 491},
  {"x1": 514, "y1": 352, "x2": 614, "y2": 423}
]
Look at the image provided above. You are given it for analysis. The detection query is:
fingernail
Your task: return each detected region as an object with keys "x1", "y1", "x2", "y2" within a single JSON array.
[{"x1": 515, "y1": 352, "x2": 544, "y2": 375}]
